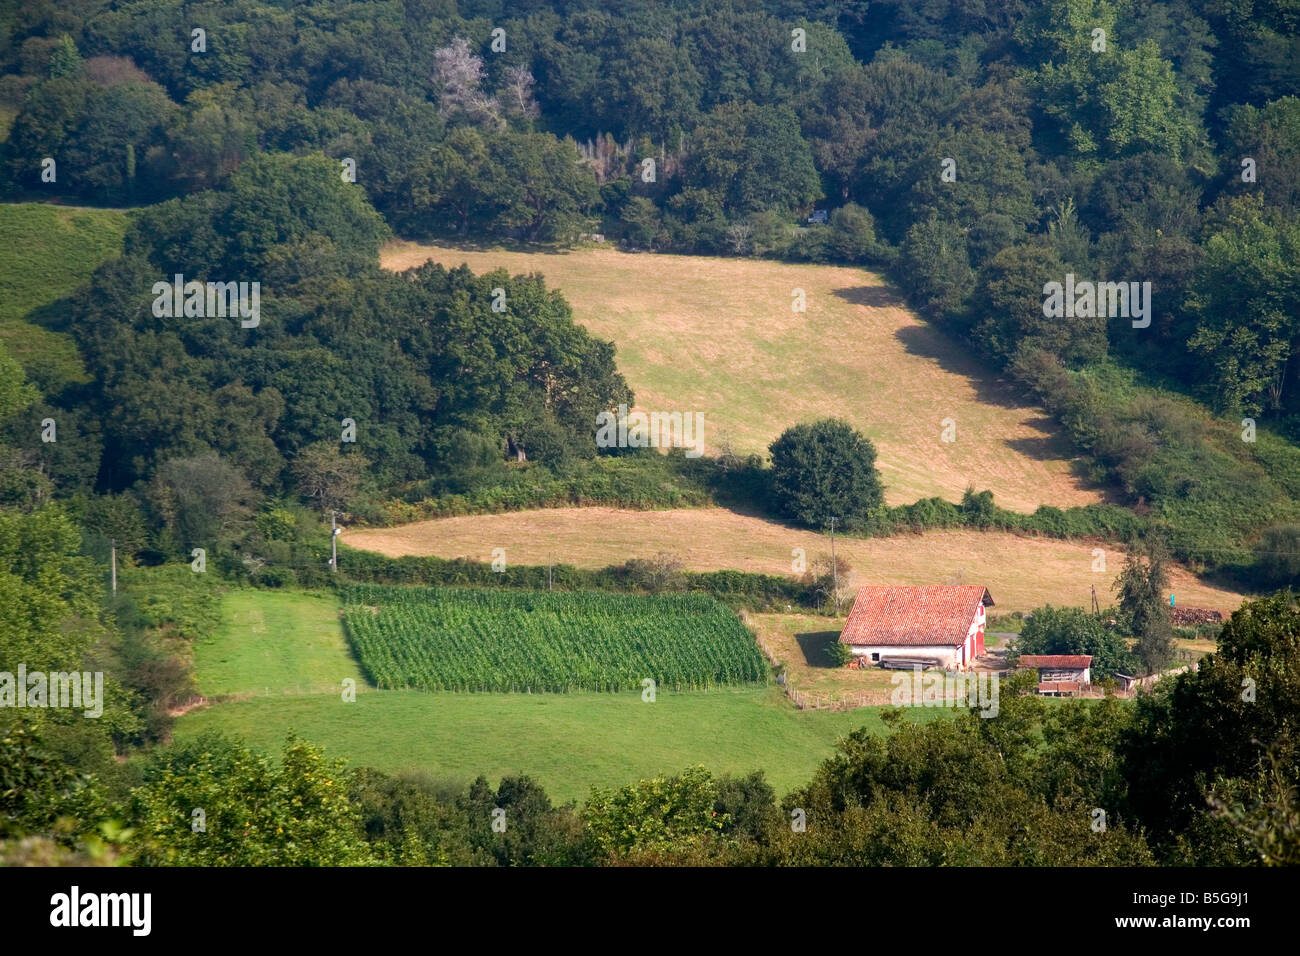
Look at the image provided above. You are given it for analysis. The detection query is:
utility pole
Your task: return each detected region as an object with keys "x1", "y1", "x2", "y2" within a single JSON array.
[
  {"x1": 330, "y1": 512, "x2": 340, "y2": 572},
  {"x1": 110, "y1": 538, "x2": 117, "y2": 595},
  {"x1": 829, "y1": 517, "x2": 839, "y2": 615}
]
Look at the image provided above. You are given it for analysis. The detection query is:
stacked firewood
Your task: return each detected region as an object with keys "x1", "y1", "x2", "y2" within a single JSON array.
[{"x1": 1169, "y1": 606, "x2": 1224, "y2": 626}]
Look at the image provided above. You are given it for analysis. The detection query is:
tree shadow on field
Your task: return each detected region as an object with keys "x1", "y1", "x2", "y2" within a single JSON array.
[
  {"x1": 1004, "y1": 416, "x2": 1082, "y2": 462},
  {"x1": 24, "y1": 295, "x2": 77, "y2": 333},
  {"x1": 1007, "y1": 416, "x2": 1117, "y2": 500},
  {"x1": 831, "y1": 284, "x2": 904, "y2": 309},
  {"x1": 796, "y1": 630, "x2": 843, "y2": 668},
  {"x1": 892, "y1": 323, "x2": 1029, "y2": 411}
]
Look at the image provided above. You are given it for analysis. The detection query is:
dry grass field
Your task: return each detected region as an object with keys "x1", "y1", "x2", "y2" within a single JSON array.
[
  {"x1": 342, "y1": 506, "x2": 1246, "y2": 614},
  {"x1": 381, "y1": 241, "x2": 1099, "y2": 511}
]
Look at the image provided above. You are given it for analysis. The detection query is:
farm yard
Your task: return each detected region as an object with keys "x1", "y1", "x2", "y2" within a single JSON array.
[
  {"x1": 342, "y1": 507, "x2": 1248, "y2": 614},
  {"x1": 340, "y1": 585, "x2": 768, "y2": 692},
  {"x1": 750, "y1": 611, "x2": 903, "y2": 704},
  {"x1": 381, "y1": 241, "x2": 1099, "y2": 512}
]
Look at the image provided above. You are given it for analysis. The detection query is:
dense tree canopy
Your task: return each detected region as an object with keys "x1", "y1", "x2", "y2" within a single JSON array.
[
  {"x1": 3, "y1": 0, "x2": 1300, "y2": 871},
  {"x1": 23, "y1": 152, "x2": 630, "y2": 535},
  {"x1": 768, "y1": 418, "x2": 884, "y2": 531}
]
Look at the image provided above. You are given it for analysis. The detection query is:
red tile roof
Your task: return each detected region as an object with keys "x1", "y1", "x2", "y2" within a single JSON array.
[
  {"x1": 838, "y1": 585, "x2": 993, "y2": 647},
  {"x1": 1018, "y1": 655, "x2": 1093, "y2": 669}
]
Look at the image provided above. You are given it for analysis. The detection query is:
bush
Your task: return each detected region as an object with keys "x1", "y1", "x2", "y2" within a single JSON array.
[
  {"x1": 769, "y1": 419, "x2": 884, "y2": 531},
  {"x1": 1014, "y1": 605, "x2": 1138, "y2": 678},
  {"x1": 826, "y1": 641, "x2": 856, "y2": 667},
  {"x1": 623, "y1": 551, "x2": 686, "y2": 593},
  {"x1": 254, "y1": 507, "x2": 298, "y2": 542},
  {"x1": 960, "y1": 487, "x2": 997, "y2": 528},
  {"x1": 252, "y1": 566, "x2": 297, "y2": 589},
  {"x1": 828, "y1": 204, "x2": 895, "y2": 264}
]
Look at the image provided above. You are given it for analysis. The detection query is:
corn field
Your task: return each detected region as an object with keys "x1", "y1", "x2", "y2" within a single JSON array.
[{"x1": 340, "y1": 585, "x2": 769, "y2": 693}]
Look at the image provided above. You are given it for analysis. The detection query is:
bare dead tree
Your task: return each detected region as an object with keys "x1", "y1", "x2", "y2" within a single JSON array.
[
  {"x1": 502, "y1": 64, "x2": 540, "y2": 121},
  {"x1": 727, "y1": 221, "x2": 755, "y2": 256},
  {"x1": 431, "y1": 37, "x2": 501, "y2": 127}
]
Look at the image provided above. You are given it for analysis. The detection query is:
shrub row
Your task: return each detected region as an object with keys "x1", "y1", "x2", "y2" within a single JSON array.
[
  {"x1": 336, "y1": 547, "x2": 811, "y2": 612},
  {"x1": 376, "y1": 453, "x2": 715, "y2": 525},
  {"x1": 878, "y1": 492, "x2": 1147, "y2": 541}
]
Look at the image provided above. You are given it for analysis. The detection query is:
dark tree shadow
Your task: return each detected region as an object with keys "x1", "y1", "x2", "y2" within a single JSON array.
[
  {"x1": 831, "y1": 284, "x2": 906, "y2": 309},
  {"x1": 24, "y1": 295, "x2": 78, "y2": 333},
  {"x1": 891, "y1": 323, "x2": 1029, "y2": 411},
  {"x1": 795, "y1": 630, "x2": 843, "y2": 668}
]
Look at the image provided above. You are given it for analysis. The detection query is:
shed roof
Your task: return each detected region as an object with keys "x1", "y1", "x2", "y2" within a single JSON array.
[{"x1": 1018, "y1": 655, "x2": 1093, "y2": 669}]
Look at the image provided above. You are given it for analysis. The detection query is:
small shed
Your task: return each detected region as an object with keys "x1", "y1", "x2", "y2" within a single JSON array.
[{"x1": 1018, "y1": 654, "x2": 1092, "y2": 690}]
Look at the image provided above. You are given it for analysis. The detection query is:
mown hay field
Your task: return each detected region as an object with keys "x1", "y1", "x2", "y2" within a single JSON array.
[
  {"x1": 382, "y1": 240, "x2": 1100, "y2": 511},
  {"x1": 343, "y1": 506, "x2": 1247, "y2": 614}
]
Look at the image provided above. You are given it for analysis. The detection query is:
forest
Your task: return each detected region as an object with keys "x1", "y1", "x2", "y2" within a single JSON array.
[
  {"x1": 1, "y1": 0, "x2": 1298, "y2": 869},
  {"x1": 2, "y1": 0, "x2": 1299, "y2": 577}
]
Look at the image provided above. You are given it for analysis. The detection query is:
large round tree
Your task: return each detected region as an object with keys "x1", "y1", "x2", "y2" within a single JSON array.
[{"x1": 768, "y1": 419, "x2": 884, "y2": 530}]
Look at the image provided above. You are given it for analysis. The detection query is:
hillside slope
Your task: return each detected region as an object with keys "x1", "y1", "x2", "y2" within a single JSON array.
[
  {"x1": 342, "y1": 506, "x2": 1245, "y2": 614},
  {"x1": 384, "y1": 241, "x2": 1101, "y2": 512},
  {"x1": 0, "y1": 203, "x2": 129, "y2": 390}
]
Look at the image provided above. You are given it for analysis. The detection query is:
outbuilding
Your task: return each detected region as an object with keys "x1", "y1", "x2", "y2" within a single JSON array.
[{"x1": 1017, "y1": 654, "x2": 1093, "y2": 692}]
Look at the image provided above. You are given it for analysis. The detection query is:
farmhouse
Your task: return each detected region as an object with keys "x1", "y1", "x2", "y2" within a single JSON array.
[
  {"x1": 838, "y1": 585, "x2": 993, "y2": 671},
  {"x1": 1017, "y1": 654, "x2": 1092, "y2": 696}
]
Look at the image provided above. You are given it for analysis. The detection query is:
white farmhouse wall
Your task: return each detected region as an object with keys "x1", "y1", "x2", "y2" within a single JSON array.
[
  {"x1": 1038, "y1": 666, "x2": 1091, "y2": 684},
  {"x1": 849, "y1": 644, "x2": 963, "y2": 669}
]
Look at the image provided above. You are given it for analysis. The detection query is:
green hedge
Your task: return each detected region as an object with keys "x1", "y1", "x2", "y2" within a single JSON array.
[
  {"x1": 870, "y1": 495, "x2": 1147, "y2": 541},
  {"x1": 335, "y1": 547, "x2": 810, "y2": 611},
  {"x1": 377, "y1": 453, "x2": 716, "y2": 524}
]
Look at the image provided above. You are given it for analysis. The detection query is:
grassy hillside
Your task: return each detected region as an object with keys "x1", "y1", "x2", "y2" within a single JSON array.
[
  {"x1": 176, "y1": 685, "x2": 934, "y2": 803},
  {"x1": 194, "y1": 589, "x2": 365, "y2": 698},
  {"x1": 0, "y1": 203, "x2": 129, "y2": 390},
  {"x1": 342, "y1": 506, "x2": 1247, "y2": 613},
  {"x1": 383, "y1": 241, "x2": 1099, "y2": 512},
  {"x1": 178, "y1": 588, "x2": 943, "y2": 801}
]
